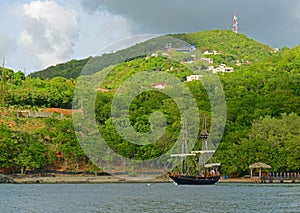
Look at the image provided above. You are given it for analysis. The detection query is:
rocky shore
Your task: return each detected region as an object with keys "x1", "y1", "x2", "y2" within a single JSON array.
[{"x1": 0, "y1": 174, "x2": 15, "y2": 183}]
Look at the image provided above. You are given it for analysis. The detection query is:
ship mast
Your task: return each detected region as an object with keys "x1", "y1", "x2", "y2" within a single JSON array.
[
  {"x1": 181, "y1": 115, "x2": 188, "y2": 175},
  {"x1": 170, "y1": 115, "x2": 195, "y2": 175},
  {"x1": 199, "y1": 114, "x2": 209, "y2": 176}
]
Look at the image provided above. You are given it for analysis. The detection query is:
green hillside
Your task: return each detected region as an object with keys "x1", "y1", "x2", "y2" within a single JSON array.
[
  {"x1": 90, "y1": 45, "x2": 300, "y2": 176},
  {"x1": 1, "y1": 30, "x2": 299, "y2": 177},
  {"x1": 173, "y1": 30, "x2": 274, "y2": 65},
  {"x1": 30, "y1": 30, "x2": 275, "y2": 79},
  {"x1": 30, "y1": 58, "x2": 91, "y2": 80}
]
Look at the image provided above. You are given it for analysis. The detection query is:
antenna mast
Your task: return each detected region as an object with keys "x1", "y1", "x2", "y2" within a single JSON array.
[{"x1": 233, "y1": 11, "x2": 238, "y2": 33}]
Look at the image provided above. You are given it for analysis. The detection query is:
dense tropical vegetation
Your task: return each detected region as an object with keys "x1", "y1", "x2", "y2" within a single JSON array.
[
  {"x1": 0, "y1": 30, "x2": 299, "y2": 177},
  {"x1": 30, "y1": 58, "x2": 90, "y2": 80}
]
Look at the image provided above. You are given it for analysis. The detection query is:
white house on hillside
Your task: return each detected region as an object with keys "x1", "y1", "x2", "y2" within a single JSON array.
[
  {"x1": 186, "y1": 75, "x2": 203, "y2": 82},
  {"x1": 203, "y1": 50, "x2": 219, "y2": 55},
  {"x1": 212, "y1": 64, "x2": 234, "y2": 73}
]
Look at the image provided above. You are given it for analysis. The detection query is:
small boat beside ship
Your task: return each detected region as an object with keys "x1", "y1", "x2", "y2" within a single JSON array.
[{"x1": 169, "y1": 115, "x2": 220, "y2": 185}]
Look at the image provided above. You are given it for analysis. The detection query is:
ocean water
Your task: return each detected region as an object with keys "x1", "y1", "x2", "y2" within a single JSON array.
[{"x1": 0, "y1": 183, "x2": 299, "y2": 213}]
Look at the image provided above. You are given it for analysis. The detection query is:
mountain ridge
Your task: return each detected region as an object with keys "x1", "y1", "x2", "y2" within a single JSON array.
[{"x1": 30, "y1": 30, "x2": 275, "y2": 79}]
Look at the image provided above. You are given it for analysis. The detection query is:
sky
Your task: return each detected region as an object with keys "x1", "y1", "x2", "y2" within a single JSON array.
[{"x1": 0, "y1": 0, "x2": 300, "y2": 73}]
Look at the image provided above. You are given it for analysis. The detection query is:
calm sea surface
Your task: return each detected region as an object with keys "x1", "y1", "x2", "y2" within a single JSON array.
[{"x1": 0, "y1": 183, "x2": 299, "y2": 213}]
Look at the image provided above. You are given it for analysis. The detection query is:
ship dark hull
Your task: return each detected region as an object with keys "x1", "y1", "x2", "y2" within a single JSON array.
[{"x1": 169, "y1": 175, "x2": 220, "y2": 185}]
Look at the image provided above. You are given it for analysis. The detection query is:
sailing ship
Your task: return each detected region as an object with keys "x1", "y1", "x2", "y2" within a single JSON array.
[{"x1": 169, "y1": 115, "x2": 220, "y2": 185}]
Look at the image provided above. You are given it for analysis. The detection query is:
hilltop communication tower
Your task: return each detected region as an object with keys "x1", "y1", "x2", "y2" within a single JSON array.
[{"x1": 233, "y1": 11, "x2": 238, "y2": 33}]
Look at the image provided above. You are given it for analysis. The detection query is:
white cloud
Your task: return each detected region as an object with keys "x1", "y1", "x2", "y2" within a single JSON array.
[
  {"x1": 71, "y1": 8, "x2": 133, "y2": 59},
  {"x1": 17, "y1": 0, "x2": 79, "y2": 69}
]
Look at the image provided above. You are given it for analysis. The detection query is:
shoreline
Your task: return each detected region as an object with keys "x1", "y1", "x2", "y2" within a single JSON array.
[
  {"x1": 7, "y1": 175, "x2": 282, "y2": 184},
  {"x1": 12, "y1": 174, "x2": 173, "y2": 184},
  {"x1": 1, "y1": 174, "x2": 298, "y2": 184}
]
